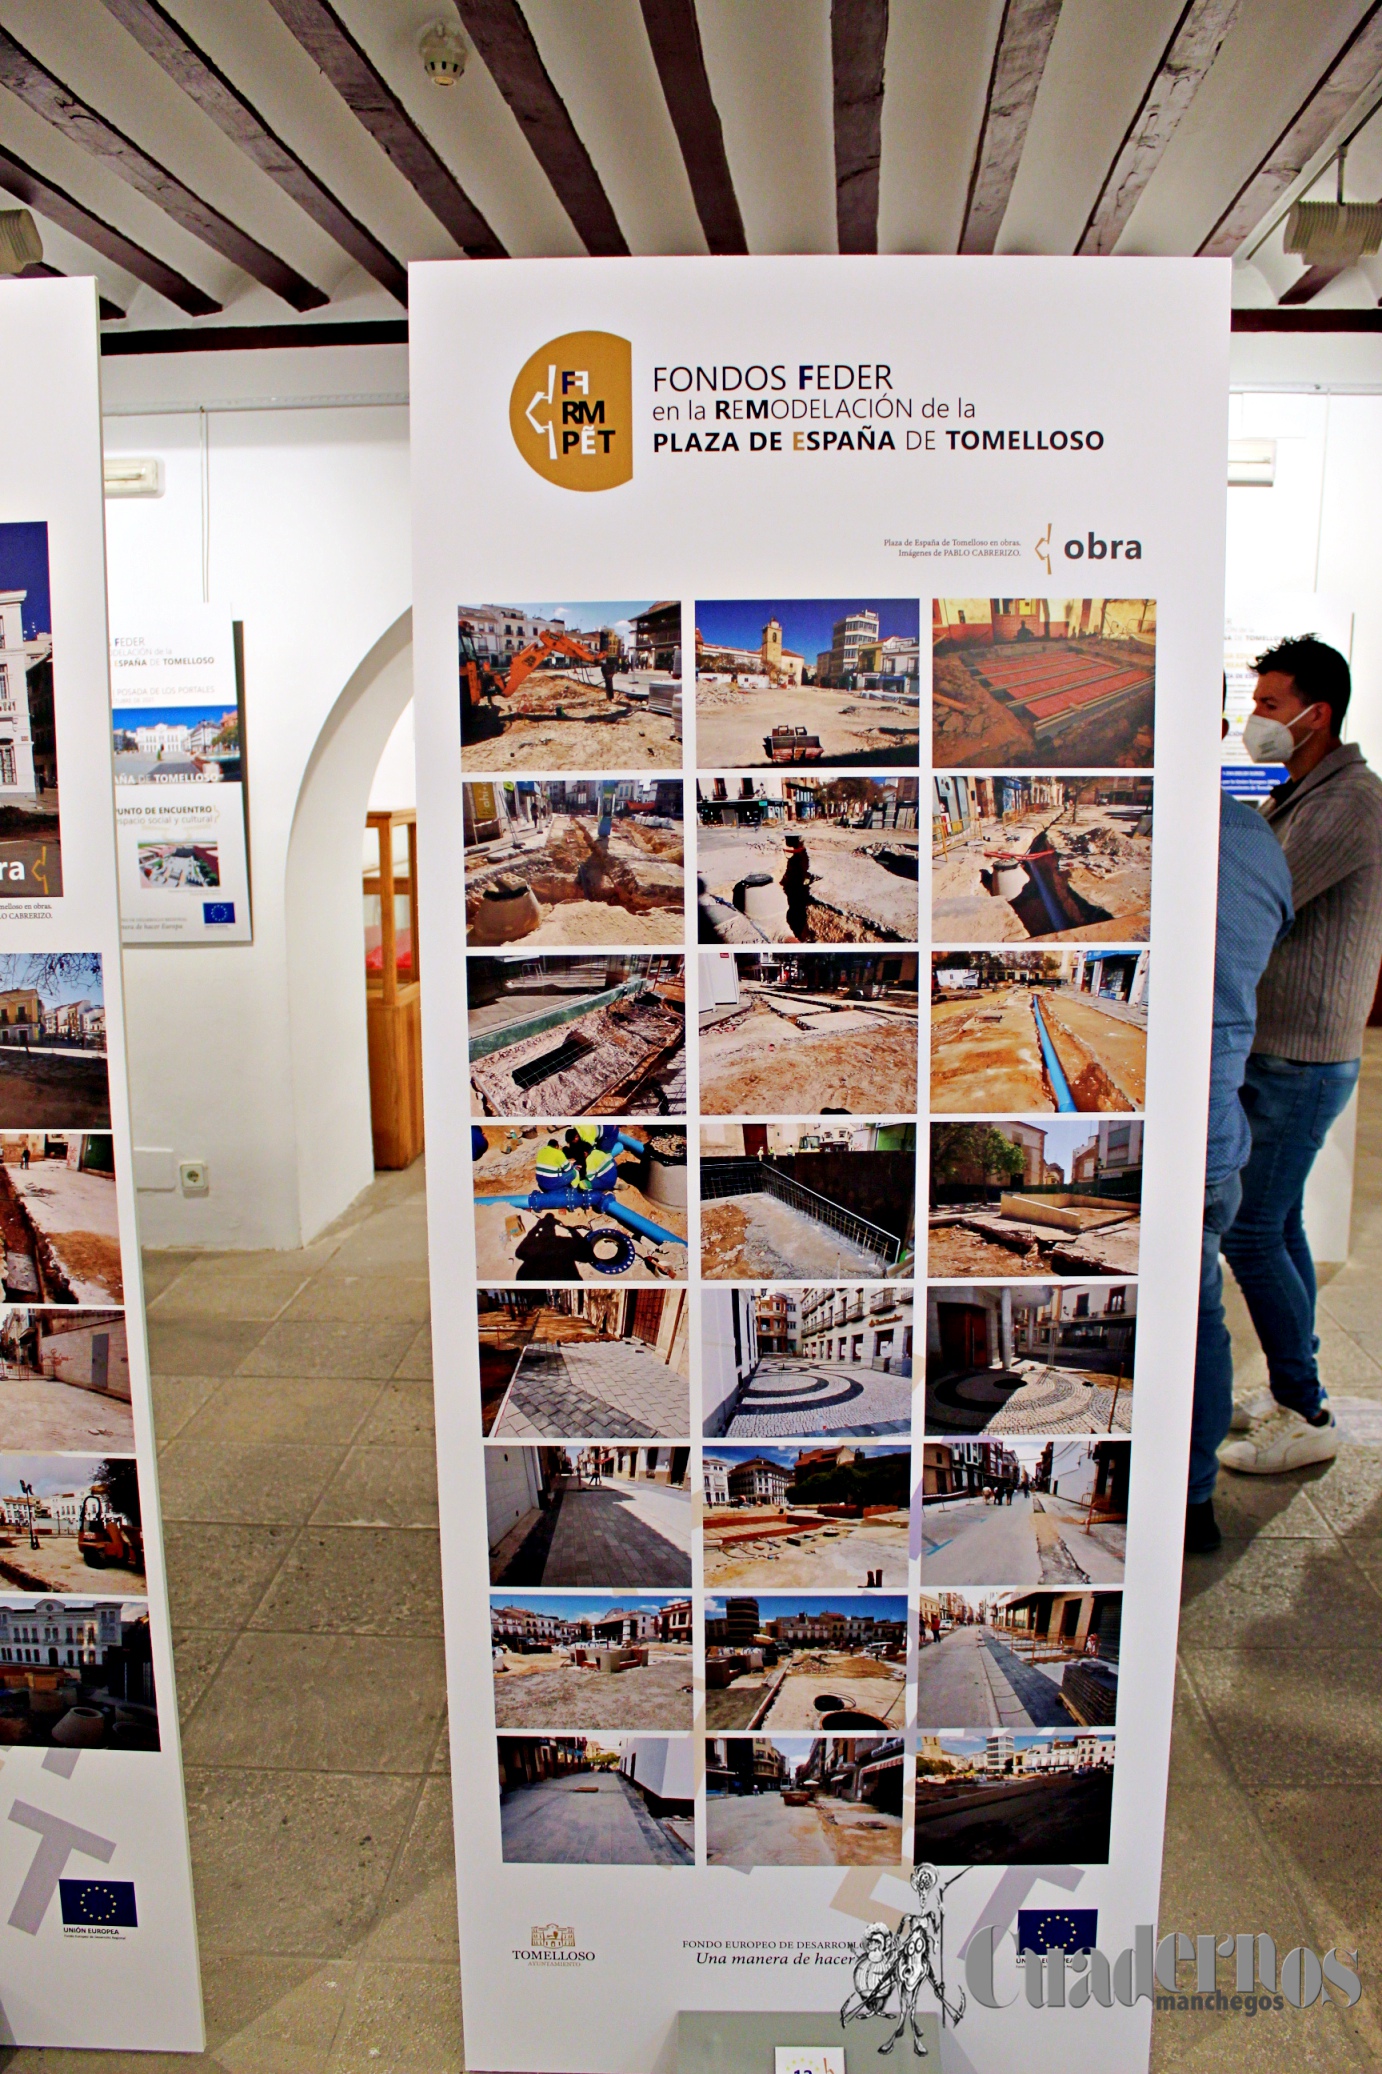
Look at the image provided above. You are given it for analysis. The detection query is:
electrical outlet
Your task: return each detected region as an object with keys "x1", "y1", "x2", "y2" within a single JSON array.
[{"x1": 179, "y1": 1160, "x2": 210, "y2": 1197}]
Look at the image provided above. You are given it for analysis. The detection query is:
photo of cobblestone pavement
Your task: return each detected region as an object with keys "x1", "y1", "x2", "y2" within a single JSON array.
[{"x1": 500, "y1": 1764, "x2": 692, "y2": 1865}]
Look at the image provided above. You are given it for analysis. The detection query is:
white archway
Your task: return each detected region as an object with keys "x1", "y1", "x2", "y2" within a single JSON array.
[{"x1": 284, "y1": 610, "x2": 414, "y2": 1243}]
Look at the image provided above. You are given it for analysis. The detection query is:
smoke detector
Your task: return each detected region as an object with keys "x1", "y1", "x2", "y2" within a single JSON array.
[
  {"x1": 0, "y1": 209, "x2": 42, "y2": 276},
  {"x1": 419, "y1": 20, "x2": 468, "y2": 85}
]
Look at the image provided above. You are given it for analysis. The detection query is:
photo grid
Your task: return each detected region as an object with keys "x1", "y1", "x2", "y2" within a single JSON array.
[{"x1": 466, "y1": 594, "x2": 1148, "y2": 1869}]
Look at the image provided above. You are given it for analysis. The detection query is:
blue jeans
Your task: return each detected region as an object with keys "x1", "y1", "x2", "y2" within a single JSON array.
[
  {"x1": 1219, "y1": 1053, "x2": 1361, "y2": 1420},
  {"x1": 1190, "y1": 1170, "x2": 1242, "y2": 1505}
]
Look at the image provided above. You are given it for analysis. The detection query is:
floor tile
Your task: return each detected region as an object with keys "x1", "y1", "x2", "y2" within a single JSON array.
[
  {"x1": 366, "y1": 1777, "x2": 459, "y2": 1961},
  {"x1": 249, "y1": 1528, "x2": 443, "y2": 1638},
  {"x1": 236, "y1": 1322, "x2": 419, "y2": 1381},
  {"x1": 202, "y1": 1954, "x2": 353, "y2": 2074},
  {"x1": 310, "y1": 1448, "x2": 441, "y2": 1529},
  {"x1": 171, "y1": 1628, "x2": 238, "y2": 1721},
  {"x1": 152, "y1": 1268, "x2": 312, "y2": 1323},
  {"x1": 149, "y1": 1318, "x2": 271, "y2": 1378},
  {"x1": 151, "y1": 1373, "x2": 222, "y2": 1445},
  {"x1": 184, "y1": 1768, "x2": 418, "y2": 1956},
  {"x1": 1183, "y1": 1645, "x2": 1382, "y2": 1786},
  {"x1": 325, "y1": 1961, "x2": 462, "y2": 2074},
  {"x1": 179, "y1": 1377, "x2": 385, "y2": 1448},
  {"x1": 281, "y1": 1273, "x2": 432, "y2": 1324},
  {"x1": 163, "y1": 1521, "x2": 297, "y2": 1629},
  {"x1": 353, "y1": 1381, "x2": 435, "y2": 1446},
  {"x1": 1177, "y1": 1538, "x2": 1382, "y2": 1651},
  {"x1": 1298, "y1": 1450, "x2": 1382, "y2": 1538},
  {"x1": 158, "y1": 1438, "x2": 347, "y2": 1525},
  {"x1": 181, "y1": 1633, "x2": 446, "y2": 1773},
  {"x1": 141, "y1": 1248, "x2": 200, "y2": 1301},
  {"x1": 393, "y1": 1324, "x2": 432, "y2": 1381},
  {"x1": 1208, "y1": 1470, "x2": 1336, "y2": 1542}
]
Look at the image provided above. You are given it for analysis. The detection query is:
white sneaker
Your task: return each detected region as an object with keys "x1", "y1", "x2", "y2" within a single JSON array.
[
  {"x1": 1228, "y1": 1388, "x2": 1275, "y2": 1432},
  {"x1": 1219, "y1": 1408, "x2": 1339, "y2": 1476}
]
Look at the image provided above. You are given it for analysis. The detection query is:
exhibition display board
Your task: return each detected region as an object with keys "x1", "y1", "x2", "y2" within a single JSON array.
[
  {"x1": 0, "y1": 280, "x2": 201, "y2": 2050},
  {"x1": 411, "y1": 256, "x2": 1229, "y2": 2073}
]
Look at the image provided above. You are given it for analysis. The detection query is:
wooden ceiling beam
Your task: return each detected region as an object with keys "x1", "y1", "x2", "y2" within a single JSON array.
[
  {"x1": 0, "y1": 25, "x2": 327, "y2": 309},
  {"x1": 638, "y1": 0, "x2": 746, "y2": 254},
  {"x1": 453, "y1": 0, "x2": 628, "y2": 256},
  {"x1": 0, "y1": 144, "x2": 220, "y2": 314},
  {"x1": 264, "y1": 0, "x2": 505, "y2": 258},
  {"x1": 959, "y1": 0, "x2": 1063, "y2": 255},
  {"x1": 100, "y1": 0, "x2": 408, "y2": 304},
  {"x1": 1278, "y1": 261, "x2": 1348, "y2": 304},
  {"x1": 1078, "y1": 0, "x2": 1241, "y2": 256},
  {"x1": 1199, "y1": 2, "x2": 1382, "y2": 257},
  {"x1": 832, "y1": 0, "x2": 889, "y2": 255},
  {"x1": 17, "y1": 261, "x2": 126, "y2": 321}
]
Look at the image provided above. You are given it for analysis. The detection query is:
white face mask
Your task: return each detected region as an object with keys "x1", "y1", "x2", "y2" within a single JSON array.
[{"x1": 1242, "y1": 704, "x2": 1321, "y2": 764}]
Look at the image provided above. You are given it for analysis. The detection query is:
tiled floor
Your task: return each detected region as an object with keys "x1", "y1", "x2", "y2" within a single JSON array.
[{"x1": 8, "y1": 1041, "x2": 1382, "y2": 2071}]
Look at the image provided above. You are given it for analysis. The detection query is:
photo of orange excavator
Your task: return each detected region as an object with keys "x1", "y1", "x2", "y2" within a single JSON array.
[{"x1": 460, "y1": 621, "x2": 607, "y2": 743}]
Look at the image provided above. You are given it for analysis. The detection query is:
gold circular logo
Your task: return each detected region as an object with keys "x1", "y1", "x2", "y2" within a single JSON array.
[{"x1": 509, "y1": 332, "x2": 632, "y2": 492}]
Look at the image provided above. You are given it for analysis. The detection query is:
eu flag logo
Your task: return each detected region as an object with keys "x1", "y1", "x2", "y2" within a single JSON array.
[
  {"x1": 203, "y1": 901, "x2": 235, "y2": 925},
  {"x1": 60, "y1": 1879, "x2": 138, "y2": 1928},
  {"x1": 1017, "y1": 1909, "x2": 1097, "y2": 1955}
]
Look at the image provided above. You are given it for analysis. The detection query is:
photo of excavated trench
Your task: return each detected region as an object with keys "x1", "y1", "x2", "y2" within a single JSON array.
[
  {"x1": 932, "y1": 600, "x2": 1155, "y2": 769},
  {"x1": 932, "y1": 776, "x2": 1152, "y2": 944},
  {"x1": 699, "y1": 1130, "x2": 916, "y2": 1282},
  {"x1": 930, "y1": 953, "x2": 1148, "y2": 1115},
  {"x1": 0, "y1": 1136, "x2": 122, "y2": 1304},
  {"x1": 928, "y1": 1117, "x2": 1141, "y2": 1278},
  {"x1": 464, "y1": 783, "x2": 684, "y2": 949},
  {"x1": 697, "y1": 813, "x2": 919, "y2": 945},
  {"x1": 468, "y1": 957, "x2": 685, "y2": 1119},
  {"x1": 698, "y1": 952, "x2": 918, "y2": 1115}
]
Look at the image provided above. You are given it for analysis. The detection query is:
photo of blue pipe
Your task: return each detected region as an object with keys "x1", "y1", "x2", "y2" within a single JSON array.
[
  {"x1": 1030, "y1": 994, "x2": 1077, "y2": 1112},
  {"x1": 472, "y1": 1186, "x2": 687, "y2": 1249}
]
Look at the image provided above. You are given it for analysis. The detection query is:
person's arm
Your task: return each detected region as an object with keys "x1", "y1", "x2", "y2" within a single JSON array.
[{"x1": 1279, "y1": 790, "x2": 1382, "y2": 911}]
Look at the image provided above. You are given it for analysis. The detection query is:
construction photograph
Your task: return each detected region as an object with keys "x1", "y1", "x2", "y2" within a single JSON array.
[
  {"x1": 914, "y1": 1588, "x2": 1121, "y2": 1731},
  {"x1": 490, "y1": 1594, "x2": 694, "y2": 1732},
  {"x1": 928, "y1": 1118, "x2": 1141, "y2": 1278},
  {"x1": 464, "y1": 780, "x2": 684, "y2": 948},
  {"x1": 698, "y1": 952, "x2": 919, "y2": 1115},
  {"x1": 925, "y1": 1284, "x2": 1135, "y2": 1436},
  {"x1": 695, "y1": 599, "x2": 920, "y2": 769},
  {"x1": 0, "y1": 952, "x2": 109, "y2": 1127},
  {"x1": 477, "y1": 1287, "x2": 689, "y2": 1440},
  {"x1": 468, "y1": 956, "x2": 685, "y2": 1118},
  {"x1": 930, "y1": 951, "x2": 1148, "y2": 1113},
  {"x1": 932, "y1": 599, "x2": 1155, "y2": 768},
  {"x1": 471, "y1": 1124, "x2": 687, "y2": 1283},
  {"x1": 702, "y1": 1444, "x2": 910, "y2": 1590},
  {"x1": 932, "y1": 775, "x2": 1152, "y2": 943},
  {"x1": 702, "y1": 1286, "x2": 914, "y2": 1440},
  {"x1": 458, "y1": 600, "x2": 681, "y2": 772},
  {"x1": 0, "y1": 1454, "x2": 143, "y2": 1594},
  {"x1": 0, "y1": 1133, "x2": 122, "y2": 1304},
  {"x1": 703, "y1": 1594, "x2": 907, "y2": 1732},
  {"x1": 699, "y1": 1124, "x2": 916, "y2": 1281},
  {"x1": 920, "y1": 1438, "x2": 1130, "y2": 1585},
  {"x1": 696, "y1": 776, "x2": 919, "y2": 945},
  {"x1": 0, "y1": 1307, "x2": 130, "y2": 1450},
  {"x1": 485, "y1": 1445, "x2": 691, "y2": 1590},
  {"x1": 0, "y1": 1595, "x2": 157, "y2": 1752},
  {"x1": 705, "y1": 1735, "x2": 902, "y2": 1867},
  {"x1": 913, "y1": 1729, "x2": 1115, "y2": 1864},
  {"x1": 497, "y1": 1737, "x2": 693, "y2": 1867}
]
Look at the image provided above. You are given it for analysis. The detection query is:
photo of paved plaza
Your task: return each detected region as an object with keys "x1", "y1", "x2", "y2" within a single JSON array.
[
  {"x1": 914, "y1": 1589, "x2": 1121, "y2": 1728},
  {"x1": 486, "y1": 1445, "x2": 691, "y2": 1588},
  {"x1": 497, "y1": 1737, "x2": 693, "y2": 1865},
  {"x1": 913, "y1": 1731, "x2": 1115, "y2": 1864},
  {"x1": 491, "y1": 1595, "x2": 693, "y2": 1731},
  {"x1": 478, "y1": 1288, "x2": 689, "y2": 1439},
  {"x1": 925, "y1": 1283, "x2": 1134, "y2": 1436},
  {"x1": 702, "y1": 1445, "x2": 909, "y2": 1590},
  {"x1": 705, "y1": 1735, "x2": 902, "y2": 1866},
  {"x1": 920, "y1": 1440, "x2": 1129, "y2": 1585},
  {"x1": 704, "y1": 1284, "x2": 914, "y2": 1438}
]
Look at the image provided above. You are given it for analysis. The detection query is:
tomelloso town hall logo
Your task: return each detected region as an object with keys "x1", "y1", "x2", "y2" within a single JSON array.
[{"x1": 509, "y1": 332, "x2": 632, "y2": 492}]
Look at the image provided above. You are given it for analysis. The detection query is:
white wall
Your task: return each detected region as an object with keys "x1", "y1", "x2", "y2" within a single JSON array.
[{"x1": 102, "y1": 344, "x2": 411, "y2": 1249}]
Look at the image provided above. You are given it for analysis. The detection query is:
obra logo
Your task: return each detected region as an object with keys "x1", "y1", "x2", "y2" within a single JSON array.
[{"x1": 509, "y1": 332, "x2": 632, "y2": 492}]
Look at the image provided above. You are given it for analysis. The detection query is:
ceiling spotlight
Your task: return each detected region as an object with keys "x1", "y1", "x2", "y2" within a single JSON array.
[
  {"x1": 0, "y1": 209, "x2": 42, "y2": 276},
  {"x1": 419, "y1": 20, "x2": 468, "y2": 86}
]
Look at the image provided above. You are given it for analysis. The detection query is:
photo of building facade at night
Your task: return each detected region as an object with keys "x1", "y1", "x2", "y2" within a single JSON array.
[
  {"x1": 702, "y1": 1285, "x2": 914, "y2": 1439},
  {"x1": 932, "y1": 598, "x2": 1154, "y2": 768},
  {"x1": 496, "y1": 1735, "x2": 693, "y2": 1865},
  {"x1": 928, "y1": 1117, "x2": 1141, "y2": 1278},
  {"x1": 913, "y1": 1729, "x2": 1115, "y2": 1864},
  {"x1": 0, "y1": 1594, "x2": 157, "y2": 1749},
  {"x1": 705, "y1": 1734, "x2": 902, "y2": 1866},
  {"x1": 931, "y1": 950, "x2": 1148, "y2": 1113},
  {"x1": 925, "y1": 1282, "x2": 1135, "y2": 1435}
]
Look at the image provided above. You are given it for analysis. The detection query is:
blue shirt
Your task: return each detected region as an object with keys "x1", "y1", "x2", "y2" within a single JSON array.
[{"x1": 1209, "y1": 792, "x2": 1294, "y2": 1181}]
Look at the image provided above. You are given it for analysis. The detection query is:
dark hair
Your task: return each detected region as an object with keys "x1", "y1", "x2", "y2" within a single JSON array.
[{"x1": 1253, "y1": 634, "x2": 1351, "y2": 734}]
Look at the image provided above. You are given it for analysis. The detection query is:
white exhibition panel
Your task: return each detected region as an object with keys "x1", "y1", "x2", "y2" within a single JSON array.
[
  {"x1": 411, "y1": 256, "x2": 1229, "y2": 2073},
  {"x1": 0, "y1": 280, "x2": 201, "y2": 2051}
]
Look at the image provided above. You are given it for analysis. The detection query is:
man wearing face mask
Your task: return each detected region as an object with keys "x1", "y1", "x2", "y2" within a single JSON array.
[{"x1": 1218, "y1": 635, "x2": 1382, "y2": 1476}]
